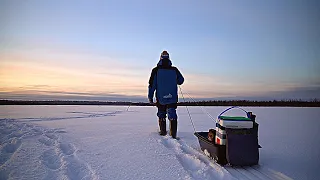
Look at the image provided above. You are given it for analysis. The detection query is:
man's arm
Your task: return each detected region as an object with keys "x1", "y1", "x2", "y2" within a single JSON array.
[
  {"x1": 175, "y1": 68, "x2": 184, "y2": 85},
  {"x1": 148, "y1": 68, "x2": 158, "y2": 102}
]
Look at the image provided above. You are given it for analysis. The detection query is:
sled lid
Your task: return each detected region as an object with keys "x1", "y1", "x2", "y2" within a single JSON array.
[
  {"x1": 218, "y1": 116, "x2": 253, "y2": 129},
  {"x1": 219, "y1": 116, "x2": 251, "y2": 121}
]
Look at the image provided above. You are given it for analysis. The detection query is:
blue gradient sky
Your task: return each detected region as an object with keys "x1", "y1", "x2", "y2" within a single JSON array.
[{"x1": 1, "y1": 0, "x2": 319, "y2": 101}]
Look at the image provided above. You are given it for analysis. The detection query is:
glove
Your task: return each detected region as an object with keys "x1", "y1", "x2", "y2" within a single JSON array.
[{"x1": 148, "y1": 98, "x2": 154, "y2": 104}]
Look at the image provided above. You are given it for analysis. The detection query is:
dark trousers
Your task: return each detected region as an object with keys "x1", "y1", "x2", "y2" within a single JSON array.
[{"x1": 156, "y1": 103, "x2": 177, "y2": 120}]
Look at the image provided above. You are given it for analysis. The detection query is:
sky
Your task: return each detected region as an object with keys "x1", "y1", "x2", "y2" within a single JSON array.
[{"x1": 0, "y1": 0, "x2": 319, "y2": 101}]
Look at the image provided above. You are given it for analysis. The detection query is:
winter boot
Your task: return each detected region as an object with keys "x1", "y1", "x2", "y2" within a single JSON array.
[
  {"x1": 169, "y1": 119, "x2": 177, "y2": 139},
  {"x1": 158, "y1": 118, "x2": 167, "y2": 136}
]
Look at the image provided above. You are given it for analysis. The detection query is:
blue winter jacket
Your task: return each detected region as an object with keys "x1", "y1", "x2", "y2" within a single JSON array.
[{"x1": 148, "y1": 58, "x2": 184, "y2": 105}]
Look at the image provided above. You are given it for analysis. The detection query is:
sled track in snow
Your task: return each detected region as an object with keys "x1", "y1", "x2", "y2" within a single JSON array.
[
  {"x1": 225, "y1": 165, "x2": 292, "y2": 180},
  {"x1": 159, "y1": 136, "x2": 232, "y2": 180},
  {"x1": 158, "y1": 136, "x2": 292, "y2": 180}
]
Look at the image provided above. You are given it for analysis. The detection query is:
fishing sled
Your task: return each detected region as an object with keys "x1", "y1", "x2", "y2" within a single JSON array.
[{"x1": 194, "y1": 106, "x2": 260, "y2": 166}]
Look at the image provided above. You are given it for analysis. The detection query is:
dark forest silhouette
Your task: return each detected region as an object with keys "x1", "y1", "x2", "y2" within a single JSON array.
[{"x1": 1, "y1": 99, "x2": 319, "y2": 107}]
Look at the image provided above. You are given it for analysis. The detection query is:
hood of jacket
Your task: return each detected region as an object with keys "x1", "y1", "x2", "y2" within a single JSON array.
[{"x1": 157, "y1": 58, "x2": 172, "y2": 67}]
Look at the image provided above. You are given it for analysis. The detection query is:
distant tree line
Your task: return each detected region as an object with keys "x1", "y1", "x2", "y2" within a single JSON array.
[
  {"x1": 0, "y1": 100, "x2": 133, "y2": 106},
  {"x1": 177, "y1": 99, "x2": 320, "y2": 107},
  {"x1": 0, "y1": 99, "x2": 319, "y2": 107}
]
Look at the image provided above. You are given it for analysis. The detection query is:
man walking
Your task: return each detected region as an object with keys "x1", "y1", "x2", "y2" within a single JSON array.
[{"x1": 148, "y1": 50, "x2": 184, "y2": 139}]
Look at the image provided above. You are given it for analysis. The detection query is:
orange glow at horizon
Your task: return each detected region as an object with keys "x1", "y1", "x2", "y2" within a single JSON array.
[
  {"x1": 0, "y1": 54, "x2": 148, "y2": 97},
  {"x1": 0, "y1": 49, "x2": 303, "y2": 100}
]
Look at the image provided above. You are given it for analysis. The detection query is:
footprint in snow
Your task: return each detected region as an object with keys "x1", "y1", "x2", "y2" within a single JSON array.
[
  {"x1": 6, "y1": 130, "x2": 28, "y2": 140},
  {"x1": 38, "y1": 137, "x2": 55, "y2": 146},
  {"x1": 63, "y1": 156, "x2": 94, "y2": 180},
  {"x1": 160, "y1": 136, "x2": 180, "y2": 149},
  {"x1": 0, "y1": 138, "x2": 22, "y2": 166},
  {"x1": 0, "y1": 128, "x2": 15, "y2": 136},
  {"x1": 45, "y1": 133, "x2": 58, "y2": 140},
  {"x1": 40, "y1": 149, "x2": 62, "y2": 170},
  {"x1": 59, "y1": 143, "x2": 76, "y2": 156}
]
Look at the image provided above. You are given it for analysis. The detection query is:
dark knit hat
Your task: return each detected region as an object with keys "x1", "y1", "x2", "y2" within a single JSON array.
[{"x1": 160, "y1": 50, "x2": 169, "y2": 59}]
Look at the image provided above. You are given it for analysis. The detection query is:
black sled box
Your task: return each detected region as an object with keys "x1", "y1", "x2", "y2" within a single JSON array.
[{"x1": 194, "y1": 131, "x2": 228, "y2": 165}]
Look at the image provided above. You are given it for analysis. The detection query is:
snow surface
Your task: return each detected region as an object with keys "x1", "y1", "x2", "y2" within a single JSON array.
[{"x1": 0, "y1": 105, "x2": 319, "y2": 180}]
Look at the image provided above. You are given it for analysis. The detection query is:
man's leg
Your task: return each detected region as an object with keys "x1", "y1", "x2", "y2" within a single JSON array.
[
  {"x1": 167, "y1": 104, "x2": 178, "y2": 138},
  {"x1": 157, "y1": 103, "x2": 167, "y2": 135}
]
